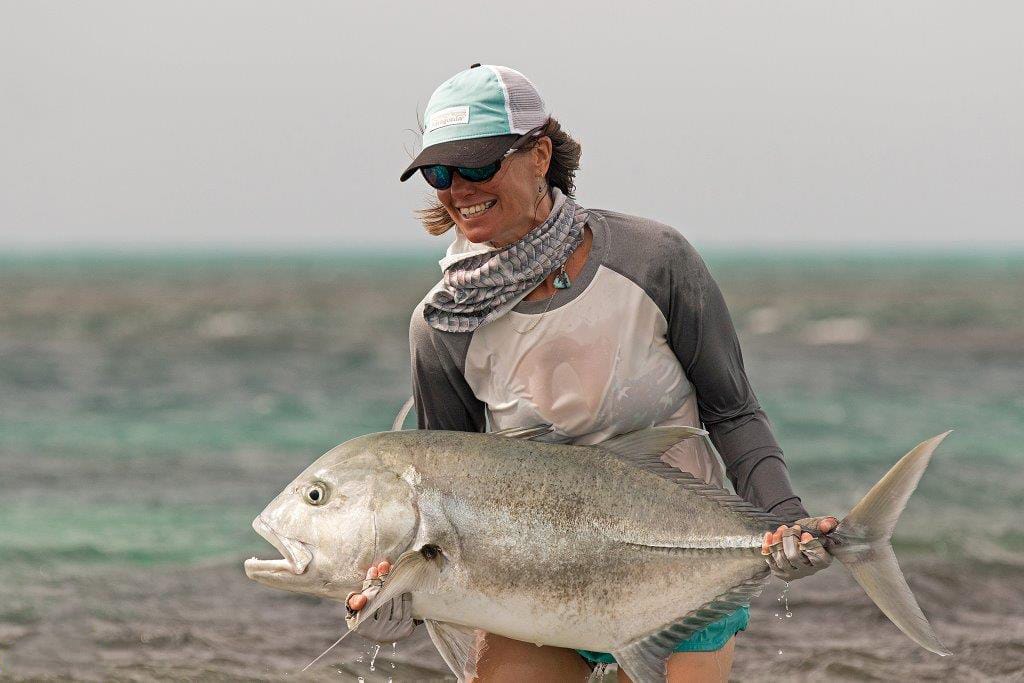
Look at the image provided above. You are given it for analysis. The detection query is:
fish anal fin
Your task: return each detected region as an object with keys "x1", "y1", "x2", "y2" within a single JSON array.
[
  {"x1": 610, "y1": 643, "x2": 664, "y2": 683},
  {"x1": 610, "y1": 570, "x2": 769, "y2": 683},
  {"x1": 425, "y1": 620, "x2": 482, "y2": 682}
]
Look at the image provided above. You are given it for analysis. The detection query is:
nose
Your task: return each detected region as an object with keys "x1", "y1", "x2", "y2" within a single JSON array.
[{"x1": 449, "y1": 172, "x2": 474, "y2": 199}]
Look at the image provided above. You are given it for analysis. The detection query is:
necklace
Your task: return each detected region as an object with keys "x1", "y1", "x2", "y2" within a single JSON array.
[
  {"x1": 510, "y1": 264, "x2": 571, "y2": 335},
  {"x1": 554, "y1": 263, "x2": 572, "y2": 289}
]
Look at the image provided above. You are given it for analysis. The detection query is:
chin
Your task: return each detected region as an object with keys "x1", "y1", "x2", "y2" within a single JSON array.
[{"x1": 456, "y1": 220, "x2": 500, "y2": 244}]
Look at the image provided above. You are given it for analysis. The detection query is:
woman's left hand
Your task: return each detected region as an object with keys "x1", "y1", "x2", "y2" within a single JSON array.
[
  {"x1": 345, "y1": 560, "x2": 419, "y2": 643},
  {"x1": 761, "y1": 516, "x2": 839, "y2": 581}
]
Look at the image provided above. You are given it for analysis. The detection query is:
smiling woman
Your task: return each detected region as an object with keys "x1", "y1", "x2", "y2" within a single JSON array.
[
  {"x1": 414, "y1": 115, "x2": 581, "y2": 240},
  {"x1": 345, "y1": 63, "x2": 840, "y2": 682}
]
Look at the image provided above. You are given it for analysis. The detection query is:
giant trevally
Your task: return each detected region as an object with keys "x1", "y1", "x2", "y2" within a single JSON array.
[{"x1": 244, "y1": 426, "x2": 951, "y2": 682}]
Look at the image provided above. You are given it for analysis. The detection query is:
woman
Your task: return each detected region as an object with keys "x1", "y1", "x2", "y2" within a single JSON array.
[{"x1": 348, "y1": 64, "x2": 837, "y2": 682}]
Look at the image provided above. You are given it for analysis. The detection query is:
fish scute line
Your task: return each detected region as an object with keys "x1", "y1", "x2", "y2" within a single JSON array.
[{"x1": 619, "y1": 542, "x2": 763, "y2": 556}]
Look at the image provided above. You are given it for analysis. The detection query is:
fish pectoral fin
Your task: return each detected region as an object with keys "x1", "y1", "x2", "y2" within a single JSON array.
[
  {"x1": 489, "y1": 423, "x2": 554, "y2": 440},
  {"x1": 425, "y1": 620, "x2": 481, "y2": 682},
  {"x1": 610, "y1": 572, "x2": 769, "y2": 683},
  {"x1": 348, "y1": 545, "x2": 443, "y2": 630}
]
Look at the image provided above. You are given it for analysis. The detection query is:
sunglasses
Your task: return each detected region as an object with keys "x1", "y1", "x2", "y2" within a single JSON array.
[
  {"x1": 420, "y1": 159, "x2": 505, "y2": 190},
  {"x1": 419, "y1": 126, "x2": 544, "y2": 190}
]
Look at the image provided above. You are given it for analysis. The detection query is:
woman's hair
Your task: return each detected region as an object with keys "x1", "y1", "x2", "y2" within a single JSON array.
[{"x1": 415, "y1": 117, "x2": 582, "y2": 236}]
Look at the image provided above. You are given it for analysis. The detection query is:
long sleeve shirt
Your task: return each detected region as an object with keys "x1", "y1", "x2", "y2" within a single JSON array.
[{"x1": 409, "y1": 208, "x2": 809, "y2": 522}]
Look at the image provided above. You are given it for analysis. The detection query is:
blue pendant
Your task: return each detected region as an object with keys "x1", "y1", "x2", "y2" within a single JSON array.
[{"x1": 553, "y1": 269, "x2": 571, "y2": 289}]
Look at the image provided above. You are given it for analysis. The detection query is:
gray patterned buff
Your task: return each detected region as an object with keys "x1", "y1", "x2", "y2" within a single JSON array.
[{"x1": 424, "y1": 187, "x2": 588, "y2": 333}]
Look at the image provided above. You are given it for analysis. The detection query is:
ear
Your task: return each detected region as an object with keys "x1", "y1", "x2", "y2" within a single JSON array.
[{"x1": 531, "y1": 136, "x2": 553, "y2": 179}]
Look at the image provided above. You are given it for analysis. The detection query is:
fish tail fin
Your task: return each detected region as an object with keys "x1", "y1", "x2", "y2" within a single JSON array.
[{"x1": 830, "y1": 431, "x2": 952, "y2": 656}]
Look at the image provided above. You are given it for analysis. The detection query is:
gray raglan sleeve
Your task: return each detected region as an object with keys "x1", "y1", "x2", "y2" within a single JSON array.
[
  {"x1": 409, "y1": 302, "x2": 487, "y2": 433},
  {"x1": 655, "y1": 234, "x2": 809, "y2": 522}
]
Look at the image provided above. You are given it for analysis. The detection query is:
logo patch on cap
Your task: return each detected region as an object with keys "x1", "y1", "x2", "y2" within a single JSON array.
[{"x1": 426, "y1": 106, "x2": 470, "y2": 133}]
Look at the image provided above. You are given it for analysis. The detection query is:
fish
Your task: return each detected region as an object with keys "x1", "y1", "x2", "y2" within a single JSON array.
[{"x1": 244, "y1": 425, "x2": 951, "y2": 682}]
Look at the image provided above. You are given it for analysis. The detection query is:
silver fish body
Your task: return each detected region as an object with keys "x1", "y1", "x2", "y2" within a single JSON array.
[
  {"x1": 245, "y1": 427, "x2": 951, "y2": 681},
  {"x1": 380, "y1": 430, "x2": 768, "y2": 650}
]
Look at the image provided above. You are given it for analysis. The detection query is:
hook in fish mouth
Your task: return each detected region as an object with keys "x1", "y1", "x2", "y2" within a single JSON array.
[{"x1": 244, "y1": 516, "x2": 314, "y2": 579}]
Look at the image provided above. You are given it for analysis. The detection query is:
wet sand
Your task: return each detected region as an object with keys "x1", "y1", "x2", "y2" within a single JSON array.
[{"x1": 2, "y1": 558, "x2": 1022, "y2": 681}]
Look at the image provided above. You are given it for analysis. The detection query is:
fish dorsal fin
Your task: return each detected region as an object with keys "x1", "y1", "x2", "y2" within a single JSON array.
[
  {"x1": 602, "y1": 427, "x2": 786, "y2": 528},
  {"x1": 611, "y1": 569, "x2": 770, "y2": 683},
  {"x1": 425, "y1": 620, "x2": 481, "y2": 682},
  {"x1": 638, "y1": 463, "x2": 786, "y2": 527},
  {"x1": 599, "y1": 426, "x2": 707, "y2": 460},
  {"x1": 489, "y1": 423, "x2": 554, "y2": 440}
]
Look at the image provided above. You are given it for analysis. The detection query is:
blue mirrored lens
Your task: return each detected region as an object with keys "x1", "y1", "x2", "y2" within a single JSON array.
[
  {"x1": 421, "y1": 165, "x2": 452, "y2": 189},
  {"x1": 457, "y1": 162, "x2": 501, "y2": 182}
]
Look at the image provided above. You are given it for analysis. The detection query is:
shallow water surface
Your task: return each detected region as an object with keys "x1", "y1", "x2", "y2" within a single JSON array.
[{"x1": 1, "y1": 253, "x2": 1022, "y2": 680}]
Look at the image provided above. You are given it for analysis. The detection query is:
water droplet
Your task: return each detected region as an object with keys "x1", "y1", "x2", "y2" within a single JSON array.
[
  {"x1": 370, "y1": 643, "x2": 380, "y2": 671},
  {"x1": 776, "y1": 582, "x2": 793, "y2": 620}
]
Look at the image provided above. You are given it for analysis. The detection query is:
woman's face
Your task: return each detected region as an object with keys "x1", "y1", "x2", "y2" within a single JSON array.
[{"x1": 436, "y1": 137, "x2": 553, "y2": 247}]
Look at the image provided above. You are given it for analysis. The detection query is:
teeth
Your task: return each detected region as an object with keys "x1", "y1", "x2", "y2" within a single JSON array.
[{"x1": 459, "y1": 200, "x2": 495, "y2": 217}]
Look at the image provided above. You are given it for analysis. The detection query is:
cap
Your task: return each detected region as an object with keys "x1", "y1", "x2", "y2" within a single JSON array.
[{"x1": 400, "y1": 64, "x2": 549, "y2": 182}]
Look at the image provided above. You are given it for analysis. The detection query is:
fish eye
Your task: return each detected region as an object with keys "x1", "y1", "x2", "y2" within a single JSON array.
[{"x1": 304, "y1": 482, "x2": 328, "y2": 506}]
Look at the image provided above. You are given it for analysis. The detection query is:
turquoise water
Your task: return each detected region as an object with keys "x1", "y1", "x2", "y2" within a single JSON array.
[{"x1": 2, "y1": 252, "x2": 1022, "y2": 573}]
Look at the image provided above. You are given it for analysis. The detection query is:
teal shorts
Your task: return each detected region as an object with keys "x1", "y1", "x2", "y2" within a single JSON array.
[{"x1": 576, "y1": 606, "x2": 749, "y2": 666}]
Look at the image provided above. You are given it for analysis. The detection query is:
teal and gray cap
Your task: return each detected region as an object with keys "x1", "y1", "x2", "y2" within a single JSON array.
[{"x1": 400, "y1": 64, "x2": 549, "y2": 182}]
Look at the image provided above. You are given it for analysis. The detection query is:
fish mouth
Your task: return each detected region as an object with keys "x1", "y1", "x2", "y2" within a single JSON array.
[{"x1": 244, "y1": 516, "x2": 314, "y2": 579}]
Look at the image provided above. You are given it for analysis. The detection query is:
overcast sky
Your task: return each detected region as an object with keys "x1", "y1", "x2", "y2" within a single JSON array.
[{"x1": 2, "y1": 1, "x2": 1021, "y2": 251}]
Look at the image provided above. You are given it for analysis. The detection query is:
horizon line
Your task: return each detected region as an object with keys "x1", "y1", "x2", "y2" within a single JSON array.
[{"x1": 4, "y1": 241, "x2": 1024, "y2": 261}]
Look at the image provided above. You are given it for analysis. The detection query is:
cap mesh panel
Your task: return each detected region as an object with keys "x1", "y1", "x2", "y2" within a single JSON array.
[{"x1": 493, "y1": 66, "x2": 548, "y2": 133}]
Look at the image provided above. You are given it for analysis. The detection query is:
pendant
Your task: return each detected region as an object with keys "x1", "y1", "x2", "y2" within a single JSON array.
[{"x1": 553, "y1": 266, "x2": 571, "y2": 290}]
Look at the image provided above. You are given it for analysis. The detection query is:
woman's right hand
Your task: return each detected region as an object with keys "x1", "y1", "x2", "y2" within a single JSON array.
[
  {"x1": 760, "y1": 516, "x2": 837, "y2": 581},
  {"x1": 345, "y1": 559, "x2": 419, "y2": 642}
]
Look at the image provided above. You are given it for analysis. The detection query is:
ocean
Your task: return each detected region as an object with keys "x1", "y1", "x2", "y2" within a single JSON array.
[{"x1": 1, "y1": 252, "x2": 1022, "y2": 680}]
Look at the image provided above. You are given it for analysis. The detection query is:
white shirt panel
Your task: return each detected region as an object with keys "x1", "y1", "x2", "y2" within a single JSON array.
[{"x1": 463, "y1": 265, "x2": 725, "y2": 486}]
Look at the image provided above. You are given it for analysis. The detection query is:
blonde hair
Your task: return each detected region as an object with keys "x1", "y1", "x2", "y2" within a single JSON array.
[{"x1": 415, "y1": 117, "x2": 582, "y2": 236}]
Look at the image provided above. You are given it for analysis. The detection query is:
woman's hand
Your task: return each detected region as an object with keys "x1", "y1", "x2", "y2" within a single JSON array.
[
  {"x1": 345, "y1": 559, "x2": 418, "y2": 642},
  {"x1": 760, "y1": 516, "x2": 839, "y2": 581}
]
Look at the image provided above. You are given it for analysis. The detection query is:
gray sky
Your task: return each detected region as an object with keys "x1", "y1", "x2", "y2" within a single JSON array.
[{"x1": 2, "y1": 1, "x2": 1021, "y2": 250}]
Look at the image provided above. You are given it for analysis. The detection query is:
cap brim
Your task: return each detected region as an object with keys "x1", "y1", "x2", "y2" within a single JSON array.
[{"x1": 399, "y1": 132, "x2": 529, "y2": 182}]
